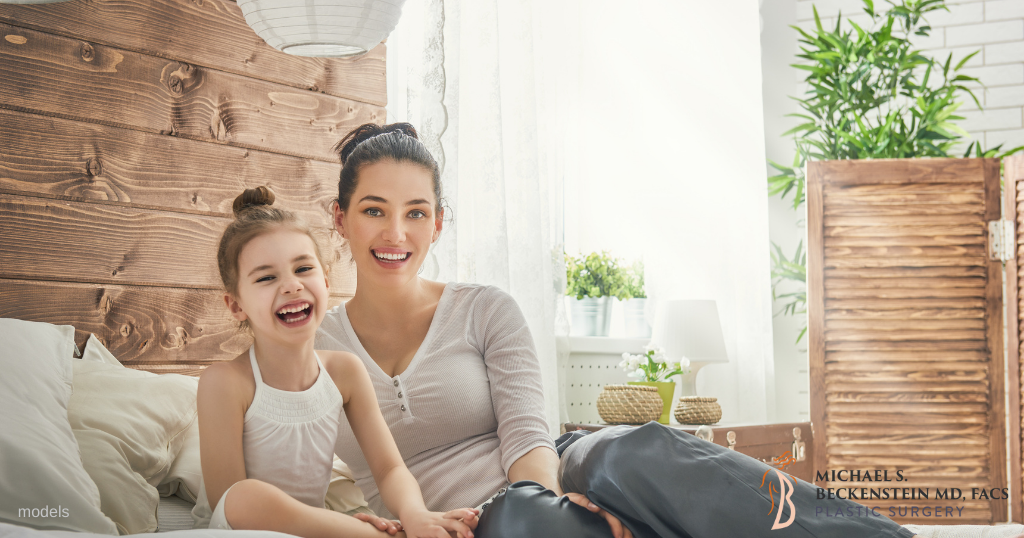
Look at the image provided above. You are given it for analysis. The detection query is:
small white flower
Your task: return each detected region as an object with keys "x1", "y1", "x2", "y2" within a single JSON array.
[
  {"x1": 629, "y1": 357, "x2": 641, "y2": 369},
  {"x1": 643, "y1": 343, "x2": 657, "y2": 353},
  {"x1": 627, "y1": 369, "x2": 644, "y2": 378},
  {"x1": 652, "y1": 352, "x2": 666, "y2": 364}
]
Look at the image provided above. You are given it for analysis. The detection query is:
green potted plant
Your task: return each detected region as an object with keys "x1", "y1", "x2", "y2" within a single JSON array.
[
  {"x1": 621, "y1": 260, "x2": 649, "y2": 338},
  {"x1": 619, "y1": 345, "x2": 688, "y2": 424},
  {"x1": 565, "y1": 251, "x2": 632, "y2": 336}
]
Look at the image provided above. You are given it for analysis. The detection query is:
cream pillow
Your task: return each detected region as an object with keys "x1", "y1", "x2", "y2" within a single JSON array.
[
  {"x1": 325, "y1": 456, "x2": 372, "y2": 516},
  {"x1": 0, "y1": 319, "x2": 118, "y2": 534},
  {"x1": 70, "y1": 335, "x2": 198, "y2": 534},
  {"x1": 157, "y1": 416, "x2": 201, "y2": 503}
]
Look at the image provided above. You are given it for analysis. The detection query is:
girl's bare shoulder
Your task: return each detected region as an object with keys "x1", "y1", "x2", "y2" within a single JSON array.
[{"x1": 198, "y1": 351, "x2": 256, "y2": 404}]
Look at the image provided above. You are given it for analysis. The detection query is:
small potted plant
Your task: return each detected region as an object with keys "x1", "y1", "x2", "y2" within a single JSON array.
[
  {"x1": 565, "y1": 251, "x2": 632, "y2": 336},
  {"x1": 621, "y1": 260, "x2": 649, "y2": 337},
  {"x1": 619, "y1": 345, "x2": 689, "y2": 424}
]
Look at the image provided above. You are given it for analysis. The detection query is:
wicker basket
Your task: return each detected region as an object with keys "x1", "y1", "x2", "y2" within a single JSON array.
[
  {"x1": 596, "y1": 384, "x2": 662, "y2": 425},
  {"x1": 674, "y1": 396, "x2": 722, "y2": 425}
]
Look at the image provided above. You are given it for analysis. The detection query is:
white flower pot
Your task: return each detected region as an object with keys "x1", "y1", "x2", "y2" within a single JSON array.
[
  {"x1": 569, "y1": 297, "x2": 612, "y2": 336},
  {"x1": 623, "y1": 298, "x2": 651, "y2": 338}
]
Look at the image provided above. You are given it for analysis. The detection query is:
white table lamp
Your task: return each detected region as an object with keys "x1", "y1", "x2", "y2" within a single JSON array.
[{"x1": 650, "y1": 300, "x2": 729, "y2": 396}]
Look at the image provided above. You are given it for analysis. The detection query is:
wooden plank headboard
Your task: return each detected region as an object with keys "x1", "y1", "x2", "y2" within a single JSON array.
[{"x1": 0, "y1": 0, "x2": 384, "y2": 374}]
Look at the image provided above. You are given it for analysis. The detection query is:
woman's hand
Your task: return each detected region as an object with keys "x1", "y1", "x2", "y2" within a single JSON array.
[
  {"x1": 398, "y1": 508, "x2": 479, "y2": 538},
  {"x1": 564, "y1": 493, "x2": 633, "y2": 538},
  {"x1": 354, "y1": 513, "x2": 403, "y2": 535}
]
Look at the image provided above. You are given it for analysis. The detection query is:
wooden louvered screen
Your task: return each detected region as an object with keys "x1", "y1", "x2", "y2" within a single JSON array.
[
  {"x1": 1007, "y1": 154, "x2": 1024, "y2": 523},
  {"x1": 808, "y1": 158, "x2": 1007, "y2": 525}
]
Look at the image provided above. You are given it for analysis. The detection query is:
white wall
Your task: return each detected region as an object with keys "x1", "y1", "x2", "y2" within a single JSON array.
[
  {"x1": 760, "y1": 0, "x2": 1024, "y2": 422},
  {"x1": 565, "y1": 0, "x2": 777, "y2": 424}
]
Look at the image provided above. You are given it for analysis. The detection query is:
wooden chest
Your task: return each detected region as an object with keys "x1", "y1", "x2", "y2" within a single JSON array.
[{"x1": 562, "y1": 422, "x2": 815, "y2": 483}]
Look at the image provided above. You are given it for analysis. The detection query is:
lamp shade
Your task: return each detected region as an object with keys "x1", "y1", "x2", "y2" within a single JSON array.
[
  {"x1": 650, "y1": 300, "x2": 729, "y2": 364},
  {"x1": 236, "y1": 0, "x2": 407, "y2": 58}
]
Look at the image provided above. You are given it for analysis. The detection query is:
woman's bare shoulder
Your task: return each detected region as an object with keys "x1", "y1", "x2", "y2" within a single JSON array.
[{"x1": 317, "y1": 350, "x2": 368, "y2": 399}]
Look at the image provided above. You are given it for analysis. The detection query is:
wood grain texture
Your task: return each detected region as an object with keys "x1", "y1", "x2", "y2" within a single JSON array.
[
  {"x1": 807, "y1": 161, "x2": 828, "y2": 487},
  {"x1": 0, "y1": 0, "x2": 387, "y2": 106},
  {"x1": 0, "y1": 107, "x2": 342, "y2": 217},
  {"x1": 817, "y1": 158, "x2": 986, "y2": 184},
  {"x1": 0, "y1": 278, "x2": 349, "y2": 368},
  {"x1": 1009, "y1": 153, "x2": 1024, "y2": 521},
  {"x1": 0, "y1": 191, "x2": 356, "y2": 295},
  {"x1": 809, "y1": 158, "x2": 1006, "y2": 523},
  {"x1": 984, "y1": 157, "x2": 1008, "y2": 521},
  {"x1": 0, "y1": 22, "x2": 382, "y2": 162}
]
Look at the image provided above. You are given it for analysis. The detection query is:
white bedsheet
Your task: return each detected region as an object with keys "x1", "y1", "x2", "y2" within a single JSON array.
[
  {"x1": 0, "y1": 522, "x2": 291, "y2": 538},
  {"x1": 904, "y1": 525, "x2": 1024, "y2": 538}
]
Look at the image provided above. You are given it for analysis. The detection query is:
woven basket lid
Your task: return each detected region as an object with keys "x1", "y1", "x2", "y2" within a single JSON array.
[{"x1": 678, "y1": 396, "x2": 718, "y2": 402}]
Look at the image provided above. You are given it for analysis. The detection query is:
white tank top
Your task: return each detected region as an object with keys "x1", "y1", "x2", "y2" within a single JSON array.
[{"x1": 240, "y1": 345, "x2": 344, "y2": 508}]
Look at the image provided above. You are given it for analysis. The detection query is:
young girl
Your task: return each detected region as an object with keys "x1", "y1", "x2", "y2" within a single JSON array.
[{"x1": 193, "y1": 186, "x2": 478, "y2": 538}]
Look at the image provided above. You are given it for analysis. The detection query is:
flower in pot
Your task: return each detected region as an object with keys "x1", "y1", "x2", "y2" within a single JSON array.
[
  {"x1": 565, "y1": 251, "x2": 631, "y2": 336},
  {"x1": 619, "y1": 345, "x2": 689, "y2": 424},
  {"x1": 621, "y1": 260, "x2": 649, "y2": 338}
]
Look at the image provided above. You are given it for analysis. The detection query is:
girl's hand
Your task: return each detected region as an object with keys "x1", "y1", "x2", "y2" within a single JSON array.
[
  {"x1": 564, "y1": 493, "x2": 633, "y2": 538},
  {"x1": 354, "y1": 513, "x2": 403, "y2": 535},
  {"x1": 399, "y1": 508, "x2": 479, "y2": 538}
]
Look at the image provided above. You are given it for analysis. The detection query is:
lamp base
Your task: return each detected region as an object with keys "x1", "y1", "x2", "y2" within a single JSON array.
[{"x1": 676, "y1": 362, "x2": 710, "y2": 397}]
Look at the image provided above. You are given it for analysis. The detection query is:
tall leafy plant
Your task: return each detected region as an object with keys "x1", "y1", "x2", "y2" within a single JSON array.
[{"x1": 768, "y1": 0, "x2": 1021, "y2": 342}]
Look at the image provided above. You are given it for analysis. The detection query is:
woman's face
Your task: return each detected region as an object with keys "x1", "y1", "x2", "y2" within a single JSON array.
[{"x1": 334, "y1": 160, "x2": 442, "y2": 285}]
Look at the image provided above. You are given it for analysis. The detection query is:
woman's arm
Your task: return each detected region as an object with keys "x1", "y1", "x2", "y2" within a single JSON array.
[
  {"x1": 507, "y1": 446, "x2": 561, "y2": 493},
  {"x1": 196, "y1": 362, "x2": 249, "y2": 509},
  {"x1": 332, "y1": 352, "x2": 477, "y2": 538},
  {"x1": 479, "y1": 291, "x2": 632, "y2": 538}
]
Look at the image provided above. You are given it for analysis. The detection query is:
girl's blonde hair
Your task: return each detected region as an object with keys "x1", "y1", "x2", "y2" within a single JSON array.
[{"x1": 217, "y1": 186, "x2": 330, "y2": 330}]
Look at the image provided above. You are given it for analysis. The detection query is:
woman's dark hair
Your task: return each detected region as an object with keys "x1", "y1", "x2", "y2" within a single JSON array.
[{"x1": 333, "y1": 122, "x2": 443, "y2": 214}]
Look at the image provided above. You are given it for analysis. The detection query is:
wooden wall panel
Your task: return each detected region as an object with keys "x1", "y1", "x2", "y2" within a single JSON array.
[
  {"x1": 0, "y1": 107, "x2": 343, "y2": 217},
  {"x1": 0, "y1": 21, "x2": 381, "y2": 162},
  {"x1": 0, "y1": 279, "x2": 347, "y2": 371},
  {"x1": 0, "y1": 0, "x2": 386, "y2": 105},
  {"x1": 0, "y1": 0, "x2": 382, "y2": 372},
  {"x1": 1008, "y1": 153, "x2": 1024, "y2": 522},
  {"x1": 808, "y1": 158, "x2": 1007, "y2": 525}
]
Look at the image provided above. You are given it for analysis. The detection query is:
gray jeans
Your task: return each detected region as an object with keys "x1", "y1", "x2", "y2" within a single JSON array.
[{"x1": 476, "y1": 422, "x2": 916, "y2": 538}]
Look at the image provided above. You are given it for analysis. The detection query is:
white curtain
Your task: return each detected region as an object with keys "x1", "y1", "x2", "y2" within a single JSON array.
[{"x1": 387, "y1": 0, "x2": 578, "y2": 435}]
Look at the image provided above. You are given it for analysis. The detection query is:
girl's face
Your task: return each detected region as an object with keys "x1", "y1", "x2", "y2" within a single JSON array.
[
  {"x1": 334, "y1": 160, "x2": 443, "y2": 285},
  {"x1": 225, "y1": 228, "x2": 330, "y2": 344}
]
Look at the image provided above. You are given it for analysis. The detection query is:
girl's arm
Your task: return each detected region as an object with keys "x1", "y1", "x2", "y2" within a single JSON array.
[
  {"x1": 330, "y1": 352, "x2": 477, "y2": 538},
  {"x1": 197, "y1": 362, "x2": 249, "y2": 509}
]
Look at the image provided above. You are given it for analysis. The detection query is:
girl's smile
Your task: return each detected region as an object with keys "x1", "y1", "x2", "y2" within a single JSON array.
[{"x1": 226, "y1": 229, "x2": 330, "y2": 342}]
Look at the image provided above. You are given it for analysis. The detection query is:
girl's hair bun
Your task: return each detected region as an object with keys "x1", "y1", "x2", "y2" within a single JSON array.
[
  {"x1": 334, "y1": 122, "x2": 419, "y2": 165},
  {"x1": 232, "y1": 186, "x2": 276, "y2": 217}
]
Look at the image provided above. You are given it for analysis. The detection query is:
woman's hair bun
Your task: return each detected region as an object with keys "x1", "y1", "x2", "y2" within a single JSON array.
[
  {"x1": 232, "y1": 186, "x2": 276, "y2": 217},
  {"x1": 334, "y1": 122, "x2": 419, "y2": 165}
]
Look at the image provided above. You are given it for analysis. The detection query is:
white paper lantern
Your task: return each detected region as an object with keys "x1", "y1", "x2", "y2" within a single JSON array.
[{"x1": 237, "y1": 0, "x2": 408, "y2": 58}]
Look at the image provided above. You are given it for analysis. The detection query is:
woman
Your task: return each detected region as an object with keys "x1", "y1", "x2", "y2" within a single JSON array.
[{"x1": 315, "y1": 123, "x2": 917, "y2": 538}]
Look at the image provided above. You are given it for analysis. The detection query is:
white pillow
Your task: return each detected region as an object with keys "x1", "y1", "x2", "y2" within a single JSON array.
[
  {"x1": 158, "y1": 415, "x2": 201, "y2": 503},
  {"x1": 70, "y1": 335, "x2": 198, "y2": 534},
  {"x1": 0, "y1": 319, "x2": 118, "y2": 534}
]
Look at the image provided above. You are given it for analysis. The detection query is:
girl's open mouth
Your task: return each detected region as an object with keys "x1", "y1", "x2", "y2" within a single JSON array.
[{"x1": 275, "y1": 302, "x2": 312, "y2": 324}]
